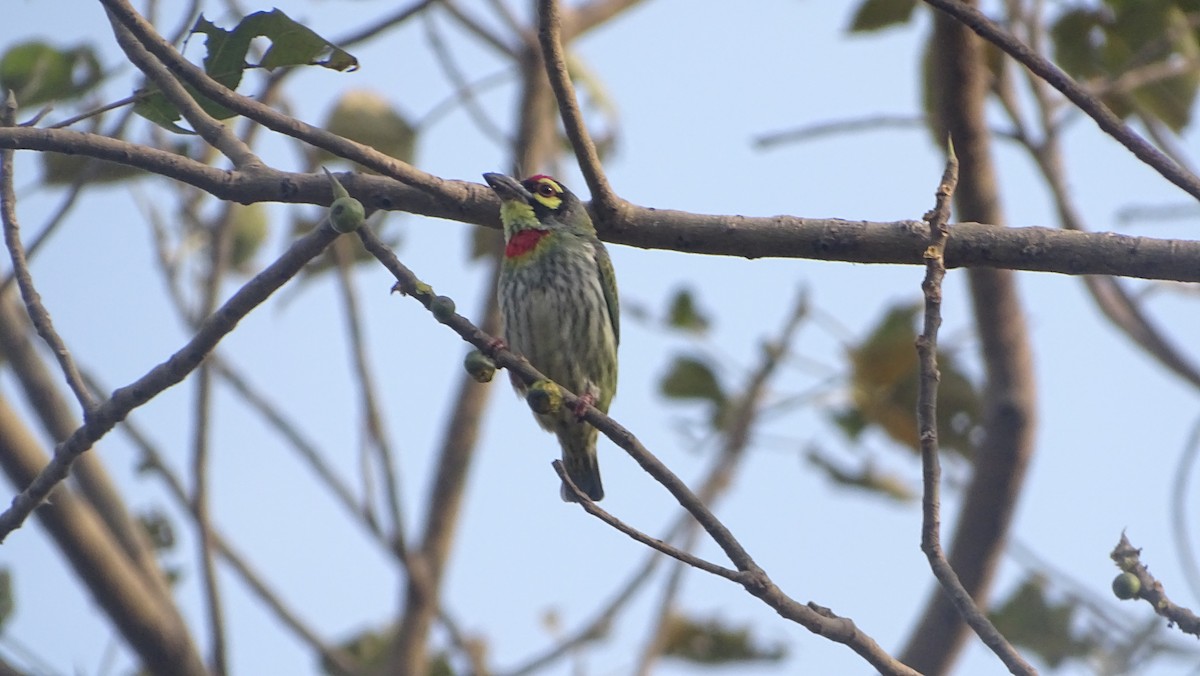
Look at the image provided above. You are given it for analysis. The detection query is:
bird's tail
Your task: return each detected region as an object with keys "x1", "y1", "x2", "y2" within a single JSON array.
[{"x1": 557, "y1": 424, "x2": 604, "y2": 502}]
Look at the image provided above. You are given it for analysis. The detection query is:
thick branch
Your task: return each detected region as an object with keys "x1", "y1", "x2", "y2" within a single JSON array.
[
  {"x1": 2, "y1": 127, "x2": 1196, "y2": 281},
  {"x1": 0, "y1": 397, "x2": 207, "y2": 676}
]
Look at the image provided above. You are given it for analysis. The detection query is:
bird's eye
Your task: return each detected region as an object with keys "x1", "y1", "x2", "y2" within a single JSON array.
[{"x1": 536, "y1": 182, "x2": 557, "y2": 198}]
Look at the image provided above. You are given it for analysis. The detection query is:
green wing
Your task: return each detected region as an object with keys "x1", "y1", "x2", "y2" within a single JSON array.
[{"x1": 595, "y1": 241, "x2": 620, "y2": 346}]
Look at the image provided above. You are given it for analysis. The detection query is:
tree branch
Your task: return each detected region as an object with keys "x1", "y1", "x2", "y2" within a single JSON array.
[
  {"x1": 1, "y1": 95, "x2": 96, "y2": 414},
  {"x1": 915, "y1": 148, "x2": 1035, "y2": 675},
  {"x1": 3, "y1": 126, "x2": 1198, "y2": 281},
  {"x1": 358, "y1": 227, "x2": 919, "y2": 676},
  {"x1": 1111, "y1": 533, "x2": 1200, "y2": 637},
  {"x1": 920, "y1": 0, "x2": 1200, "y2": 202},
  {"x1": 0, "y1": 222, "x2": 340, "y2": 540},
  {"x1": 536, "y1": 0, "x2": 618, "y2": 213}
]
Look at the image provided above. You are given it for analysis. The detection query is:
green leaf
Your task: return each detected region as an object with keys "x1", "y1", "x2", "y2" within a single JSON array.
[
  {"x1": 990, "y1": 577, "x2": 1096, "y2": 668},
  {"x1": 842, "y1": 302, "x2": 980, "y2": 455},
  {"x1": 192, "y1": 9, "x2": 358, "y2": 88},
  {"x1": 661, "y1": 613, "x2": 786, "y2": 664},
  {"x1": 318, "y1": 90, "x2": 416, "y2": 168},
  {"x1": 135, "y1": 10, "x2": 358, "y2": 132},
  {"x1": 0, "y1": 41, "x2": 102, "y2": 106},
  {"x1": 666, "y1": 287, "x2": 710, "y2": 333},
  {"x1": 848, "y1": 0, "x2": 919, "y2": 33},
  {"x1": 660, "y1": 355, "x2": 724, "y2": 406}
]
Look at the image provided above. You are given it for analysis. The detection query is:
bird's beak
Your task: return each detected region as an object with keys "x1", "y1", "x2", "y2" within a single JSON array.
[{"x1": 483, "y1": 172, "x2": 531, "y2": 202}]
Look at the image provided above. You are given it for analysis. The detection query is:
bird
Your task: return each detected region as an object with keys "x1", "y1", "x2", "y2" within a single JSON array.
[{"x1": 483, "y1": 172, "x2": 619, "y2": 502}]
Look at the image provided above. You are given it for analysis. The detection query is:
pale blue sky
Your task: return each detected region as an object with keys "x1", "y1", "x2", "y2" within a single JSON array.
[{"x1": 3, "y1": 1, "x2": 1200, "y2": 674}]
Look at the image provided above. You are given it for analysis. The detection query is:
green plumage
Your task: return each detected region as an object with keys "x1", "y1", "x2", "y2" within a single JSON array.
[{"x1": 483, "y1": 172, "x2": 619, "y2": 501}]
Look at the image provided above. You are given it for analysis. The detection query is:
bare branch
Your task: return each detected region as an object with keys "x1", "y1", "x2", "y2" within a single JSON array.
[
  {"x1": 916, "y1": 148, "x2": 1036, "y2": 675},
  {"x1": 103, "y1": 11, "x2": 259, "y2": 168},
  {"x1": 536, "y1": 0, "x2": 619, "y2": 213},
  {"x1": 358, "y1": 227, "x2": 919, "y2": 676},
  {"x1": 1, "y1": 95, "x2": 96, "y2": 415},
  {"x1": 0, "y1": 222, "x2": 340, "y2": 540},
  {"x1": 921, "y1": 0, "x2": 1200, "y2": 202},
  {"x1": 555, "y1": 461, "x2": 743, "y2": 583},
  {"x1": 1111, "y1": 533, "x2": 1200, "y2": 637},
  {"x1": 0, "y1": 397, "x2": 208, "y2": 676},
  {"x1": 3, "y1": 125, "x2": 1199, "y2": 282}
]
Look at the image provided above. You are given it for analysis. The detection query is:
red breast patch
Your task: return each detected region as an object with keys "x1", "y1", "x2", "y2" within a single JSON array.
[{"x1": 505, "y1": 229, "x2": 550, "y2": 258}]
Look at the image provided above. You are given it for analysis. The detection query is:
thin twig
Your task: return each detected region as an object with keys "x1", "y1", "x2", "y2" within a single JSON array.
[
  {"x1": 103, "y1": 11, "x2": 259, "y2": 169},
  {"x1": 331, "y1": 240, "x2": 407, "y2": 550},
  {"x1": 0, "y1": 221, "x2": 340, "y2": 541},
  {"x1": 754, "y1": 115, "x2": 928, "y2": 149},
  {"x1": 1, "y1": 94, "x2": 96, "y2": 414},
  {"x1": 358, "y1": 227, "x2": 919, "y2": 676},
  {"x1": 99, "y1": 0, "x2": 447, "y2": 192},
  {"x1": 636, "y1": 290, "x2": 810, "y2": 674},
  {"x1": 535, "y1": 0, "x2": 619, "y2": 214},
  {"x1": 115, "y1": 414, "x2": 366, "y2": 676},
  {"x1": 1170, "y1": 415, "x2": 1200, "y2": 603},
  {"x1": 190, "y1": 202, "x2": 238, "y2": 676},
  {"x1": 915, "y1": 146, "x2": 1036, "y2": 675},
  {"x1": 1111, "y1": 533, "x2": 1200, "y2": 637},
  {"x1": 554, "y1": 462, "x2": 742, "y2": 582},
  {"x1": 423, "y1": 8, "x2": 512, "y2": 146},
  {"x1": 920, "y1": 0, "x2": 1200, "y2": 202}
]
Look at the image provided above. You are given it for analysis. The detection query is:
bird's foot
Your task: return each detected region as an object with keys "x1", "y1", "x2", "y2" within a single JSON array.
[
  {"x1": 572, "y1": 391, "x2": 596, "y2": 421},
  {"x1": 485, "y1": 336, "x2": 508, "y2": 355}
]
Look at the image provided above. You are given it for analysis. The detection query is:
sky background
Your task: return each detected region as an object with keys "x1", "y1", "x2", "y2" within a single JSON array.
[{"x1": 3, "y1": 0, "x2": 1200, "y2": 674}]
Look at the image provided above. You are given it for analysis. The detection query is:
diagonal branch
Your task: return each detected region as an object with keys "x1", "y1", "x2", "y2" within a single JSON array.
[
  {"x1": 0, "y1": 222, "x2": 341, "y2": 541},
  {"x1": 536, "y1": 0, "x2": 619, "y2": 214},
  {"x1": 920, "y1": 0, "x2": 1200, "y2": 202},
  {"x1": 358, "y1": 226, "x2": 919, "y2": 676},
  {"x1": 554, "y1": 461, "x2": 742, "y2": 582},
  {"x1": 103, "y1": 11, "x2": 259, "y2": 168}
]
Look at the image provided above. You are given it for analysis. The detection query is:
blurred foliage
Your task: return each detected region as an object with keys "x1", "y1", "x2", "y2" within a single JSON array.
[
  {"x1": 0, "y1": 568, "x2": 13, "y2": 636},
  {"x1": 0, "y1": 41, "x2": 102, "y2": 106},
  {"x1": 849, "y1": 0, "x2": 1200, "y2": 133},
  {"x1": 317, "y1": 89, "x2": 416, "y2": 170},
  {"x1": 137, "y1": 509, "x2": 176, "y2": 552},
  {"x1": 40, "y1": 153, "x2": 147, "y2": 185},
  {"x1": 847, "y1": 0, "x2": 918, "y2": 33},
  {"x1": 661, "y1": 613, "x2": 786, "y2": 665},
  {"x1": 1051, "y1": 0, "x2": 1200, "y2": 132},
  {"x1": 660, "y1": 354, "x2": 728, "y2": 429},
  {"x1": 227, "y1": 202, "x2": 269, "y2": 273},
  {"x1": 136, "y1": 9, "x2": 358, "y2": 132},
  {"x1": 833, "y1": 302, "x2": 980, "y2": 456},
  {"x1": 323, "y1": 625, "x2": 391, "y2": 676},
  {"x1": 666, "y1": 287, "x2": 711, "y2": 334},
  {"x1": 990, "y1": 577, "x2": 1097, "y2": 668},
  {"x1": 805, "y1": 447, "x2": 916, "y2": 501}
]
